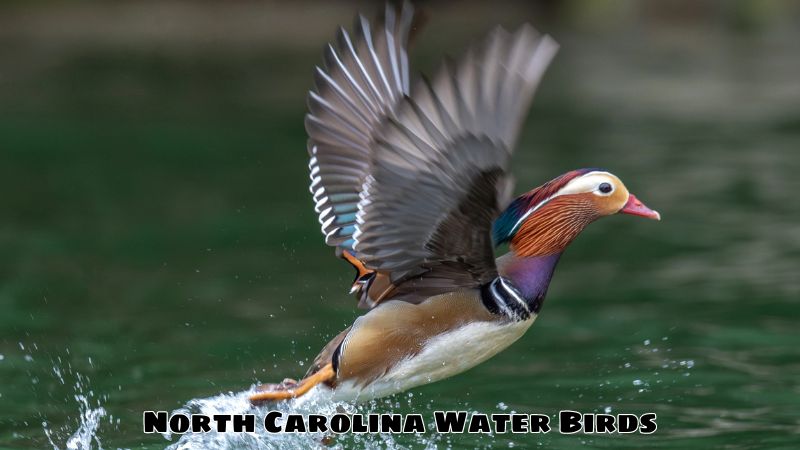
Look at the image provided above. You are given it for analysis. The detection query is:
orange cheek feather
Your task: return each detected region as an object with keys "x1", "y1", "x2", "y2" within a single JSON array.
[{"x1": 510, "y1": 195, "x2": 599, "y2": 257}]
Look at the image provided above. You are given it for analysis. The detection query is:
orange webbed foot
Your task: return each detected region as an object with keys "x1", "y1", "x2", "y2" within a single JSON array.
[{"x1": 249, "y1": 364, "x2": 334, "y2": 404}]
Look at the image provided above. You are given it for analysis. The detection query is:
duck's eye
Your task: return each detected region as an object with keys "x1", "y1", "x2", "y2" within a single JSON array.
[{"x1": 598, "y1": 182, "x2": 613, "y2": 194}]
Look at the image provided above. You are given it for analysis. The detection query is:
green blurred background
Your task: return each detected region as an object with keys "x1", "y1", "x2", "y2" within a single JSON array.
[{"x1": 0, "y1": 0, "x2": 798, "y2": 448}]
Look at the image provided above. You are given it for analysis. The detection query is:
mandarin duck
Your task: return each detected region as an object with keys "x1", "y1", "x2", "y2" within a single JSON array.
[{"x1": 250, "y1": 2, "x2": 659, "y2": 404}]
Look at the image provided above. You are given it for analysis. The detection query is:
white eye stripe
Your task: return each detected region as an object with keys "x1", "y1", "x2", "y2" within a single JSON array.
[
  {"x1": 557, "y1": 171, "x2": 616, "y2": 195},
  {"x1": 508, "y1": 171, "x2": 618, "y2": 235}
]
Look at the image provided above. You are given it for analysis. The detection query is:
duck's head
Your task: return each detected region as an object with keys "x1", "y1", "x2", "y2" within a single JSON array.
[{"x1": 493, "y1": 169, "x2": 660, "y2": 257}]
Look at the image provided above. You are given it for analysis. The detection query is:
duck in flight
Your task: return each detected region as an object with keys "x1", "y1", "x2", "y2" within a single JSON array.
[{"x1": 250, "y1": 2, "x2": 660, "y2": 404}]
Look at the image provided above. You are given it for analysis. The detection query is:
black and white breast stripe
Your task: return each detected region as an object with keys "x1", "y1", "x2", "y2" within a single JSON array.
[{"x1": 480, "y1": 277, "x2": 536, "y2": 321}]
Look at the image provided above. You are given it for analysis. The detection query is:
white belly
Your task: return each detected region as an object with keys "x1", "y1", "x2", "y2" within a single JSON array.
[{"x1": 331, "y1": 317, "x2": 536, "y2": 402}]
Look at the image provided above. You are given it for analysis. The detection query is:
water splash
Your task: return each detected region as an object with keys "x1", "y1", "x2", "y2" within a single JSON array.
[
  {"x1": 40, "y1": 356, "x2": 115, "y2": 450},
  {"x1": 164, "y1": 387, "x2": 447, "y2": 450},
  {"x1": 44, "y1": 395, "x2": 108, "y2": 450}
]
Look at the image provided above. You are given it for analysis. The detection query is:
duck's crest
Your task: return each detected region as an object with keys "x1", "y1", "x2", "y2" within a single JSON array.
[{"x1": 492, "y1": 168, "x2": 600, "y2": 245}]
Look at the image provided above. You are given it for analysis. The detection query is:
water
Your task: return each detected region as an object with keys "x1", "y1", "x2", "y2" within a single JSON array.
[
  {"x1": 1, "y1": 2, "x2": 799, "y2": 449},
  {"x1": 161, "y1": 389, "x2": 446, "y2": 449}
]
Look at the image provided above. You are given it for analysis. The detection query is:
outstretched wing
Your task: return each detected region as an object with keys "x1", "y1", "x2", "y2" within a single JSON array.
[
  {"x1": 307, "y1": 2, "x2": 414, "y2": 251},
  {"x1": 353, "y1": 26, "x2": 559, "y2": 302}
]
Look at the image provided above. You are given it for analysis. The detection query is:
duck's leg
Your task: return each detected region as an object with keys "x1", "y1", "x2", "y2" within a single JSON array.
[{"x1": 249, "y1": 363, "x2": 335, "y2": 404}]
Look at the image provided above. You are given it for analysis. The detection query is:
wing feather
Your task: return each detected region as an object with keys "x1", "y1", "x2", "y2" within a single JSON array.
[
  {"x1": 308, "y1": 2, "x2": 414, "y2": 250},
  {"x1": 352, "y1": 26, "x2": 558, "y2": 292},
  {"x1": 304, "y1": 3, "x2": 558, "y2": 303}
]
